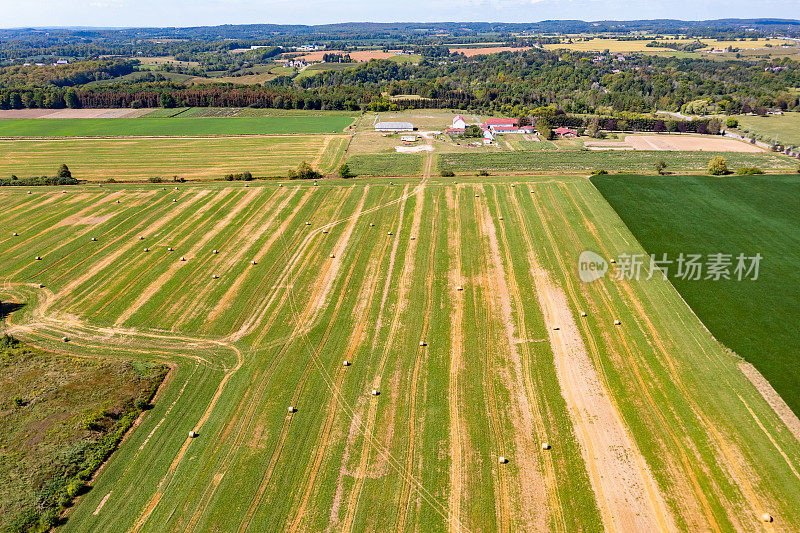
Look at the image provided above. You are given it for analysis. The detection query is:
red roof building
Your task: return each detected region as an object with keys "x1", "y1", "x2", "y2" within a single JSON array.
[
  {"x1": 483, "y1": 118, "x2": 519, "y2": 126},
  {"x1": 554, "y1": 126, "x2": 578, "y2": 137}
]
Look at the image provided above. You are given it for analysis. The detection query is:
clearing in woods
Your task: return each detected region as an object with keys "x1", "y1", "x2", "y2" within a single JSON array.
[{"x1": 1, "y1": 175, "x2": 799, "y2": 531}]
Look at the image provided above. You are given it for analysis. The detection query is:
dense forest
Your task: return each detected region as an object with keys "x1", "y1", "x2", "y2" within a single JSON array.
[
  {"x1": 0, "y1": 20, "x2": 798, "y2": 116},
  {"x1": 1, "y1": 50, "x2": 797, "y2": 116}
]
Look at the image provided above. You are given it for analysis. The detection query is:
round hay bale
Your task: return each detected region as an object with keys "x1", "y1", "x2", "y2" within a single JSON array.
[
  {"x1": 387, "y1": 231, "x2": 393, "y2": 235},
  {"x1": 306, "y1": 222, "x2": 311, "y2": 226},
  {"x1": 91, "y1": 237, "x2": 97, "y2": 241},
  {"x1": 456, "y1": 286, "x2": 463, "y2": 291},
  {"x1": 251, "y1": 260, "x2": 257, "y2": 265},
  {"x1": 343, "y1": 360, "x2": 350, "y2": 366},
  {"x1": 614, "y1": 320, "x2": 621, "y2": 326},
  {"x1": 498, "y1": 456, "x2": 508, "y2": 464},
  {"x1": 116, "y1": 200, "x2": 120, "y2": 204},
  {"x1": 410, "y1": 236, "x2": 416, "y2": 240},
  {"x1": 62, "y1": 190, "x2": 67, "y2": 194},
  {"x1": 27, "y1": 191, "x2": 31, "y2": 194},
  {"x1": 245, "y1": 184, "x2": 250, "y2": 187},
  {"x1": 212, "y1": 274, "x2": 219, "y2": 279},
  {"x1": 12, "y1": 232, "x2": 18, "y2": 236},
  {"x1": 610, "y1": 258, "x2": 616, "y2": 264},
  {"x1": 330, "y1": 253, "x2": 335, "y2": 258},
  {"x1": 419, "y1": 341, "x2": 426, "y2": 347},
  {"x1": 552, "y1": 326, "x2": 560, "y2": 331},
  {"x1": 189, "y1": 430, "x2": 197, "y2": 438},
  {"x1": 181, "y1": 257, "x2": 187, "y2": 261},
  {"x1": 475, "y1": 194, "x2": 480, "y2": 197},
  {"x1": 371, "y1": 389, "x2": 380, "y2": 396},
  {"x1": 511, "y1": 184, "x2": 516, "y2": 187},
  {"x1": 62, "y1": 337, "x2": 69, "y2": 342},
  {"x1": 369, "y1": 223, "x2": 374, "y2": 227},
  {"x1": 279, "y1": 184, "x2": 283, "y2": 187},
  {"x1": 144, "y1": 248, "x2": 150, "y2": 252},
  {"x1": 580, "y1": 311, "x2": 587, "y2": 317},
  {"x1": 212, "y1": 249, "x2": 218, "y2": 254},
  {"x1": 761, "y1": 513, "x2": 773, "y2": 523},
  {"x1": 174, "y1": 186, "x2": 179, "y2": 190},
  {"x1": 499, "y1": 216, "x2": 503, "y2": 220},
  {"x1": 541, "y1": 442, "x2": 551, "y2": 450},
  {"x1": 38, "y1": 283, "x2": 44, "y2": 288},
  {"x1": 168, "y1": 247, "x2": 174, "y2": 251},
  {"x1": 322, "y1": 229, "x2": 328, "y2": 234},
  {"x1": 35, "y1": 256, "x2": 41, "y2": 260},
  {"x1": 139, "y1": 236, "x2": 145, "y2": 240},
  {"x1": 172, "y1": 199, "x2": 177, "y2": 202}
]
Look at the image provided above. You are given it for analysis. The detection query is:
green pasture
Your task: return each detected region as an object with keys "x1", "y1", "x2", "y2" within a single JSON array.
[
  {"x1": 0, "y1": 115, "x2": 356, "y2": 137},
  {"x1": 734, "y1": 112, "x2": 800, "y2": 147},
  {"x1": 592, "y1": 173, "x2": 800, "y2": 416}
]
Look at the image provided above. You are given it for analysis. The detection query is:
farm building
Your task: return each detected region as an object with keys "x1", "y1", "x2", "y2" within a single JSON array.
[
  {"x1": 452, "y1": 115, "x2": 468, "y2": 129},
  {"x1": 490, "y1": 125, "x2": 522, "y2": 134},
  {"x1": 400, "y1": 135, "x2": 418, "y2": 142},
  {"x1": 375, "y1": 122, "x2": 415, "y2": 132},
  {"x1": 480, "y1": 118, "x2": 534, "y2": 135},
  {"x1": 554, "y1": 127, "x2": 579, "y2": 138}
]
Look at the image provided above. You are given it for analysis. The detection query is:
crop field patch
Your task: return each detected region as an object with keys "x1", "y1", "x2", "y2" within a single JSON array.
[
  {"x1": 0, "y1": 135, "x2": 347, "y2": 180},
  {"x1": 0, "y1": 108, "x2": 155, "y2": 119},
  {"x1": 584, "y1": 134, "x2": 764, "y2": 152},
  {"x1": 438, "y1": 149, "x2": 797, "y2": 174},
  {"x1": 346, "y1": 153, "x2": 425, "y2": 176},
  {"x1": 1, "y1": 178, "x2": 799, "y2": 532}
]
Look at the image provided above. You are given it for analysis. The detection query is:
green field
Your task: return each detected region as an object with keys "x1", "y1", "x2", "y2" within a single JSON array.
[
  {"x1": 438, "y1": 149, "x2": 797, "y2": 174},
  {"x1": 592, "y1": 174, "x2": 800, "y2": 415},
  {"x1": 734, "y1": 112, "x2": 800, "y2": 147},
  {"x1": 0, "y1": 177, "x2": 799, "y2": 531},
  {"x1": 346, "y1": 153, "x2": 425, "y2": 176},
  {"x1": 0, "y1": 135, "x2": 347, "y2": 180},
  {"x1": 0, "y1": 115, "x2": 356, "y2": 137}
]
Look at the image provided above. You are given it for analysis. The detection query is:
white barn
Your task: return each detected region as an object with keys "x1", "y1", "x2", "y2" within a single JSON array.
[
  {"x1": 375, "y1": 122, "x2": 415, "y2": 132},
  {"x1": 452, "y1": 115, "x2": 467, "y2": 129}
]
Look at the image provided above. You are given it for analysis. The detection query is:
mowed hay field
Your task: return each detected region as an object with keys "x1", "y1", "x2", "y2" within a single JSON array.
[
  {"x1": 438, "y1": 149, "x2": 797, "y2": 174},
  {"x1": 2, "y1": 178, "x2": 800, "y2": 531},
  {"x1": 592, "y1": 174, "x2": 800, "y2": 415},
  {"x1": 0, "y1": 135, "x2": 348, "y2": 180}
]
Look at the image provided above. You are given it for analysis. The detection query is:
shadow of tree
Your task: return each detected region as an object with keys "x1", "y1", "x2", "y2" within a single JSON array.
[{"x1": 0, "y1": 301, "x2": 25, "y2": 321}]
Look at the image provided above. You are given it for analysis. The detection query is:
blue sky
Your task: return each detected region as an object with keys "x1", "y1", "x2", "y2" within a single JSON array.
[{"x1": 3, "y1": 0, "x2": 799, "y2": 28}]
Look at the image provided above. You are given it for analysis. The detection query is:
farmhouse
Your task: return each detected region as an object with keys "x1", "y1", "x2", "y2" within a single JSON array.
[
  {"x1": 375, "y1": 121, "x2": 415, "y2": 132},
  {"x1": 554, "y1": 126, "x2": 578, "y2": 138}
]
